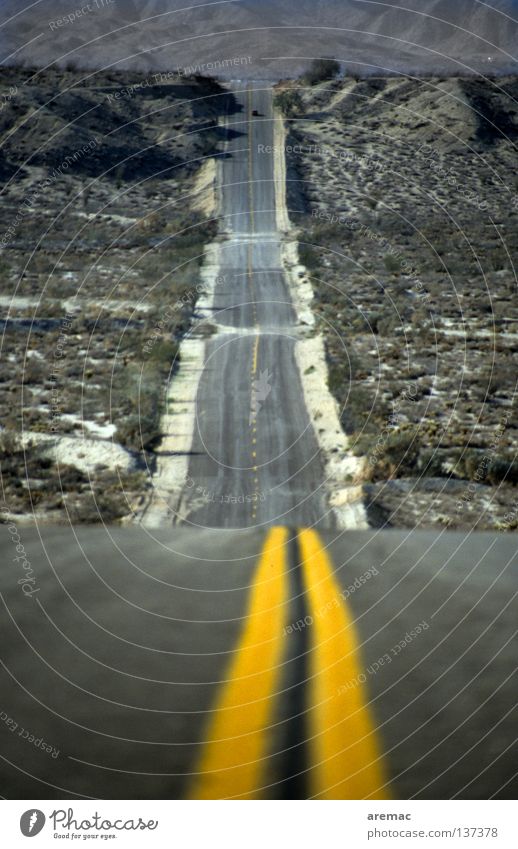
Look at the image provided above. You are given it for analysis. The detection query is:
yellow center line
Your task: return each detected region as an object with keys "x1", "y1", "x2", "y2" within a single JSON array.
[
  {"x1": 252, "y1": 334, "x2": 259, "y2": 376},
  {"x1": 298, "y1": 529, "x2": 391, "y2": 800},
  {"x1": 247, "y1": 240, "x2": 254, "y2": 294},
  {"x1": 251, "y1": 335, "x2": 259, "y2": 499},
  {"x1": 247, "y1": 86, "x2": 255, "y2": 236},
  {"x1": 247, "y1": 89, "x2": 259, "y2": 334},
  {"x1": 247, "y1": 90, "x2": 260, "y2": 515},
  {"x1": 187, "y1": 527, "x2": 289, "y2": 799}
]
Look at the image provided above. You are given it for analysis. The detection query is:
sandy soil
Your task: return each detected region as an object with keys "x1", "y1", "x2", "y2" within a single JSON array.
[
  {"x1": 0, "y1": 68, "x2": 229, "y2": 524},
  {"x1": 279, "y1": 74, "x2": 518, "y2": 531}
]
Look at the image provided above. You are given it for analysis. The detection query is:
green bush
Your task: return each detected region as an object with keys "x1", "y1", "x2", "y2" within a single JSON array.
[
  {"x1": 146, "y1": 339, "x2": 178, "y2": 364},
  {"x1": 383, "y1": 254, "x2": 402, "y2": 274},
  {"x1": 298, "y1": 241, "x2": 319, "y2": 270},
  {"x1": 364, "y1": 427, "x2": 421, "y2": 481},
  {"x1": 487, "y1": 458, "x2": 518, "y2": 485},
  {"x1": 116, "y1": 414, "x2": 160, "y2": 452},
  {"x1": 274, "y1": 90, "x2": 305, "y2": 118},
  {"x1": 113, "y1": 359, "x2": 172, "y2": 451},
  {"x1": 303, "y1": 59, "x2": 341, "y2": 86}
]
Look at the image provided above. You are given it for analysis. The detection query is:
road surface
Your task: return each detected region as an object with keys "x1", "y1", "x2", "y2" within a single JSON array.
[
  {"x1": 0, "y1": 524, "x2": 516, "y2": 800},
  {"x1": 174, "y1": 85, "x2": 329, "y2": 529}
]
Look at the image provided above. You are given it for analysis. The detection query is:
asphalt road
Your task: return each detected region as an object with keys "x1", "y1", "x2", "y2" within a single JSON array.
[
  {"x1": 0, "y1": 524, "x2": 516, "y2": 800},
  {"x1": 176, "y1": 85, "x2": 329, "y2": 529}
]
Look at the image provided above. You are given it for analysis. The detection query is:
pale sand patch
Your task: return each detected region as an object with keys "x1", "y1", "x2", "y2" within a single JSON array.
[
  {"x1": 0, "y1": 296, "x2": 151, "y2": 313},
  {"x1": 19, "y1": 431, "x2": 137, "y2": 475},
  {"x1": 273, "y1": 106, "x2": 290, "y2": 234},
  {"x1": 192, "y1": 157, "x2": 217, "y2": 218},
  {"x1": 281, "y1": 239, "x2": 315, "y2": 328}
]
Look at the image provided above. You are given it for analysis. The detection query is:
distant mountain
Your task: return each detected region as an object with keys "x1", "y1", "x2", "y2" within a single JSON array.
[{"x1": 1, "y1": 0, "x2": 517, "y2": 77}]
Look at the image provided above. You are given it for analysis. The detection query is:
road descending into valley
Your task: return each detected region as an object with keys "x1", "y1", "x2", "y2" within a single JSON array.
[{"x1": 176, "y1": 84, "x2": 328, "y2": 529}]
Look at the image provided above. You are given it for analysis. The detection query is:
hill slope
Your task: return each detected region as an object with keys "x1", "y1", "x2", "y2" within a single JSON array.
[{"x1": 1, "y1": 0, "x2": 517, "y2": 78}]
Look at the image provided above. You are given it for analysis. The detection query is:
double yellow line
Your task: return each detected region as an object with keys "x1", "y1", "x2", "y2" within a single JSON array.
[
  {"x1": 188, "y1": 528, "x2": 391, "y2": 800},
  {"x1": 247, "y1": 86, "x2": 255, "y2": 235}
]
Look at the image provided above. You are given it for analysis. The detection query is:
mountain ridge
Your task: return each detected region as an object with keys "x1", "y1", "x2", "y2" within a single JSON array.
[{"x1": 1, "y1": 0, "x2": 517, "y2": 78}]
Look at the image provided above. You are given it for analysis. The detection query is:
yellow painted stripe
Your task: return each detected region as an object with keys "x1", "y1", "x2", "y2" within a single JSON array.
[
  {"x1": 247, "y1": 227, "x2": 258, "y2": 330},
  {"x1": 188, "y1": 527, "x2": 289, "y2": 799},
  {"x1": 247, "y1": 90, "x2": 259, "y2": 331},
  {"x1": 252, "y1": 334, "x2": 259, "y2": 375},
  {"x1": 298, "y1": 529, "x2": 391, "y2": 800},
  {"x1": 247, "y1": 87, "x2": 255, "y2": 233},
  {"x1": 247, "y1": 240, "x2": 253, "y2": 283}
]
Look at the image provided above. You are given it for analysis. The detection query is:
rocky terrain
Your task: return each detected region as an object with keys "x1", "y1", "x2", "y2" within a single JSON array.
[
  {"x1": 281, "y1": 74, "x2": 518, "y2": 530},
  {"x1": 0, "y1": 65, "x2": 232, "y2": 523}
]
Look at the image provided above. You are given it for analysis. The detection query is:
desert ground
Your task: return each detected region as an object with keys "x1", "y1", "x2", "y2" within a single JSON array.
[
  {"x1": 0, "y1": 66, "x2": 228, "y2": 522},
  {"x1": 278, "y1": 74, "x2": 518, "y2": 529}
]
